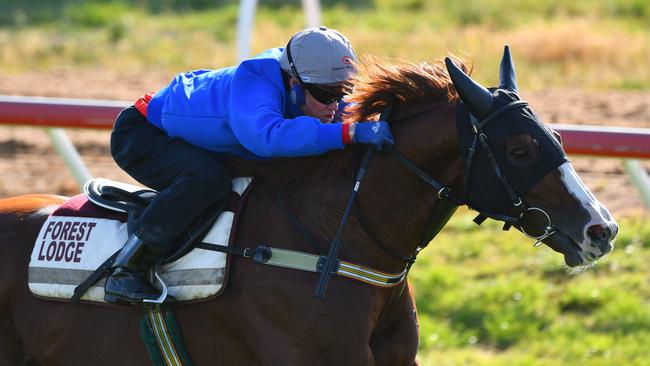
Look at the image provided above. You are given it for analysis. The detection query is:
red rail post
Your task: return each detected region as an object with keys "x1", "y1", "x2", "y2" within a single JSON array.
[
  {"x1": 0, "y1": 95, "x2": 126, "y2": 130},
  {"x1": 550, "y1": 123, "x2": 650, "y2": 159}
]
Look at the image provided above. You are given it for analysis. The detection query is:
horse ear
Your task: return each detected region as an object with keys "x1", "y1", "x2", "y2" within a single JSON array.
[
  {"x1": 445, "y1": 57, "x2": 493, "y2": 118},
  {"x1": 499, "y1": 45, "x2": 518, "y2": 91}
]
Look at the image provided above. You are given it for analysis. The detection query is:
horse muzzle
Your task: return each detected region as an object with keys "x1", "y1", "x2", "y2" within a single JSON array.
[
  {"x1": 584, "y1": 222, "x2": 617, "y2": 259},
  {"x1": 543, "y1": 220, "x2": 617, "y2": 267}
]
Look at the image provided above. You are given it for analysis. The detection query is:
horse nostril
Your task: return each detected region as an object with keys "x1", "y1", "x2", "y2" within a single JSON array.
[{"x1": 587, "y1": 224, "x2": 608, "y2": 241}]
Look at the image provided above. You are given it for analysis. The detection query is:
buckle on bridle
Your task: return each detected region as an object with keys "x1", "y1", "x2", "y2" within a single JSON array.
[
  {"x1": 437, "y1": 187, "x2": 450, "y2": 199},
  {"x1": 252, "y1": 246, "x2": 272, "y2": 263}
]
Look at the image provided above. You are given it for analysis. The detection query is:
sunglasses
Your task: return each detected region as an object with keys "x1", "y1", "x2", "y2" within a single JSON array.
[{"x1": 303, "y1": 83, "x2": 348, "y2": 105}]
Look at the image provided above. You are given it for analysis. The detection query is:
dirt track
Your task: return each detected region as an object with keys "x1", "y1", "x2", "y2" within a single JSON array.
[{"x1": 0, "y1": 70, "x2": 648, "y2": 216}]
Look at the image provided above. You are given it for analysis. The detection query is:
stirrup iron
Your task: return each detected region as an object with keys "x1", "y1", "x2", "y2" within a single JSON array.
[{"x1": 143, "y1": 260, "x2": 169, "y2": 304}]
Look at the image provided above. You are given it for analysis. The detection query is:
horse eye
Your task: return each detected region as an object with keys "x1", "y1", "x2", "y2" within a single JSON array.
[
  {"x1": 504, "y1": 133, "x2": 539, "y2": 165},
  {"x1": 511, "y1": 148, "x2": 528, "y2": 160}
]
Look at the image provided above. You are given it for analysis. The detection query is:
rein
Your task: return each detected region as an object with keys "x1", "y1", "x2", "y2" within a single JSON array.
[
  {"x1": 314, "y1": 104, "x2": 395, "y2": 297},
  {"x1": 197, "y1": 99, "x2": 558, "y2": 297}
]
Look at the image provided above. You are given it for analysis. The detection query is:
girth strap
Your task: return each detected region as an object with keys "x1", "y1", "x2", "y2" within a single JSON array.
[{"x1": 197, "y1": 242, "x2": 407, "y2": 288}]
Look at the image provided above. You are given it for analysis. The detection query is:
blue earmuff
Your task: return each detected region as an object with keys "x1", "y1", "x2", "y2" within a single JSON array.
[{"x1": 290, "y1": 84, "x2": 305, "y2": 106}]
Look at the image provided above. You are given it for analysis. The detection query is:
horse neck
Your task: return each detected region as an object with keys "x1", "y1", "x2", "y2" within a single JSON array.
[{"x1": 287, "y1": 101, "x2": 463, "y2": 271}]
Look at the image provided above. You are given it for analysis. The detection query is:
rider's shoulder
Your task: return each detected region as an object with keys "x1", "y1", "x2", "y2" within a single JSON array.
[{"x1": 237, "y1": 48, "x2": 283, "y2": 73}]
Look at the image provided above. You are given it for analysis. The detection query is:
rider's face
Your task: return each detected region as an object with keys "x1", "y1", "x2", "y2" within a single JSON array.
[
  {"x1": 302, "y1": 88, "x2": 339, "y2": 123},
  {"x1": 290, "y1": 77, "x2": 345, "y2": 123}
]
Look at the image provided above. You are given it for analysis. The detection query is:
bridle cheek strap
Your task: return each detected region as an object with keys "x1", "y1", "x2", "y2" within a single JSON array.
[{"x1": 463, "y1": 100, "x2": 559, "y2": 241}]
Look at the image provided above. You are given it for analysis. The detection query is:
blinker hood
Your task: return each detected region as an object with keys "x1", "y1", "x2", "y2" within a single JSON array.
[
  {"x1": 456, "y1": 89, "x2": 568, "y2": 214},
  {"x1": 448, "y1": 46, "x2": 568, "y2": 215}
]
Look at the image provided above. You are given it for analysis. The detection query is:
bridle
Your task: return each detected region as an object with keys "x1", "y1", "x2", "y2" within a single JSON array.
[{"x1": 456, "y1": 99, "x2": 557, "y2": 245}]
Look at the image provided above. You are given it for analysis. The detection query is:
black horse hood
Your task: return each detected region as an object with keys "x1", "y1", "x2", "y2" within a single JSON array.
[{"x1": 456, "y1": 88, "x2": 568, "y2": 214}]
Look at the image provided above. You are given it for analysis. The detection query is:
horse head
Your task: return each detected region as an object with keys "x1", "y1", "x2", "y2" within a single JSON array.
[{"x1": 446, "y1": 45, "x2": 617, "y2": 267}]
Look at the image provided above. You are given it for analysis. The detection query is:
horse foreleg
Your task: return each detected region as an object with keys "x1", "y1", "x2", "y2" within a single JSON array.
[{"x1": 370, "y1": 282, "x2": 419, "y2": 366}]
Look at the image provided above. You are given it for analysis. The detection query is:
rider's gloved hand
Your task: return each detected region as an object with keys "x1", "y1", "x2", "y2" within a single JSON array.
[{"x1": 343, "y1": 121, "x2": 394, "y2": 150}]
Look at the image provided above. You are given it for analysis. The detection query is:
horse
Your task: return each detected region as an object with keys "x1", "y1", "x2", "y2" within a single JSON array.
[{"x1": 0, "y1": 46, "x2": 617, "y2": 366}]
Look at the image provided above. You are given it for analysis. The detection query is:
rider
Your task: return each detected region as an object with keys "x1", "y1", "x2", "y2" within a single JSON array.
[{"x1": 105, "y1": 26, "x2": 395, "y2": 305}]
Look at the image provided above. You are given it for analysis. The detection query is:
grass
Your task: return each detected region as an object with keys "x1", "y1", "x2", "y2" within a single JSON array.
[
  {"x1": 411, "y1": 210, "x2": 650, "y2": 365},
  {"x1": 0, "y1": 0, "x2": 649, "y2": 90}
]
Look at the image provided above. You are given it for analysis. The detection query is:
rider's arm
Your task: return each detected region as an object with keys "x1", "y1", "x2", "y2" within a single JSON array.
[{"x1": 228, "y1": 65, "x2": 345, "y2": 158}]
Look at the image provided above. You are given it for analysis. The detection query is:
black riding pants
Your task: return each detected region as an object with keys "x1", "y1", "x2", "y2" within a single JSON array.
[{"x1": 110, "y1": 106, "x2": 232, "y2": 251}]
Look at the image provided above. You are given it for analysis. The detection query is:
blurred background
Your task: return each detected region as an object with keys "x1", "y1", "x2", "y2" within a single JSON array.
[{"x1": 0, "y1": 1, "x2": 649, "y2": 365}]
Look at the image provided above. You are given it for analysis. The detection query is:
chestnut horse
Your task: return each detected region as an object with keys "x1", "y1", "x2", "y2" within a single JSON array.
[{"x1": 0, "y1": 47, "x2": 617, "y2": 365}]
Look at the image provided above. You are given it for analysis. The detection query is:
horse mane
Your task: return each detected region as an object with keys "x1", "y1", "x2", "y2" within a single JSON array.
[
  {"x1": 225, "y1": 55, "x2": 469, "y2": 185},
  {"x1": 345, "y1": 55, "x2": 468, "y2": 121}
]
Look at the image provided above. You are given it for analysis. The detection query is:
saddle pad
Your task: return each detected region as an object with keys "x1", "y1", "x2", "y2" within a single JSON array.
[{"x1": 28, "y1": 177, "x2": 252, "y2": 303}]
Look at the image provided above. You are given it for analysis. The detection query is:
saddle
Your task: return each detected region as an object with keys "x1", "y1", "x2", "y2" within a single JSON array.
[
  {"x1": 84, "y1": 178, "x2": 225, "y2": 263},
  {"x1": 28, "y1": 177, "x2": 253, "y2": 304}
]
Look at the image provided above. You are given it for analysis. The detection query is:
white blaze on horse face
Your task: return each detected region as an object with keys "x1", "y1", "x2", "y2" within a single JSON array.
[{"x1": 558, "y1": 162, "x2": 617, "y2": 259}]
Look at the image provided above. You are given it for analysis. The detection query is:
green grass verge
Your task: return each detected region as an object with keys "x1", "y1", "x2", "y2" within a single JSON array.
[{"x1": 411, "y1": 211, "x2": 650, "y2": 365}]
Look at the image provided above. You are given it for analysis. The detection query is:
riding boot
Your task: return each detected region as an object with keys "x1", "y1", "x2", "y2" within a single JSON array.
[{"x1": 104, "y1": 234, "x2": 176, "y2": 305}]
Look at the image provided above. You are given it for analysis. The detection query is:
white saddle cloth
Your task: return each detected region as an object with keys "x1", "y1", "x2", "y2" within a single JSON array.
[{"x1": 28, "y1": 177, "x2": 252, "y2": 303}]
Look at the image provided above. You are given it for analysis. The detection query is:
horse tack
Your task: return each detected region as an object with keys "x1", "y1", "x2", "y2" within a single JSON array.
[
  {"x1": 141, "y1": 305, "x2": 193, "y2": 366},
  {"x1": 27, "y1": 205, "x2": 230, "y2": 304},
  {"x1": 197, "y1": 233, "x2": 409, "y2": 287},
  {"x1": 27, "y1": 178, "x2": 253, "y2": 304},
  {"x1": 314, "y1": 105, "x2": 395, "y2": 297}
]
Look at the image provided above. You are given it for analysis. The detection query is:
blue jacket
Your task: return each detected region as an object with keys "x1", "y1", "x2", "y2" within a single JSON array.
[{"x1": 146, "y1": 48, "x2": 344, "y2": 160}]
